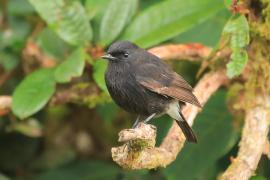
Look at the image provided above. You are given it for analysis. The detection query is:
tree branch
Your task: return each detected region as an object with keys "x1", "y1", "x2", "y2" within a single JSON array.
[
  {"x1": 0, "y1": 96, "x2": 12, "y2": 116},
  {"x1": 112, "y1": 70, "x2": 228, "y2": 169},
  {"x1": 263, "y1": 140, "x2": 270, "y2": 159},
  {"x1": 148, "y1": 43, "x2": 211, "y2": 61},
  {"x1": 220, "y1": 95, "x2": 270, "y2": 180}
]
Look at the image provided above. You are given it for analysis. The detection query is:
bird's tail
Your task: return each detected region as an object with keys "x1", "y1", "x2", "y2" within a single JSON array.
[{"x1": 175, "y1": 112, "x2": 197, "y2": 143}]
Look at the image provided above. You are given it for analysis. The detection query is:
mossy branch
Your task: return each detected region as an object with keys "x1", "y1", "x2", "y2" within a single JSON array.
[
  {"x1": 112, "y1": 70, "x2": 228, "y2": 169},
  {"x1": 220, "y1": 95, "x2": 270, "y2": 180}
]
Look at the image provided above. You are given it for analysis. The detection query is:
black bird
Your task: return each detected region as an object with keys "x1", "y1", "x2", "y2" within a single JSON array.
[{"x1": 102, "y1": 41, "x2": 201, "y2": 143}]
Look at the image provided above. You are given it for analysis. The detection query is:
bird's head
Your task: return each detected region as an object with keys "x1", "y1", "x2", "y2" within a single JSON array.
[{"x1": 101, "y1": 41, "x2": 139, "y2": 62}]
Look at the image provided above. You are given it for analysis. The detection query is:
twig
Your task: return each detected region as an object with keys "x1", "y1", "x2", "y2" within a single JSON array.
[
  {"x1": 0, "y1": 96, "x2": 12, "y2": 116},
  {"x1": 50, "y1": 82, "x2": 110, "y2": 107},
  {"x1": 148, "y1": 43, "x2": 211, "y2": 61},
  {"x1": 220, "y1": 95, "x2": 270, "y2": 180},
  {"x1": 112, "y1": 70, "x2": 228, "y2": 169}
]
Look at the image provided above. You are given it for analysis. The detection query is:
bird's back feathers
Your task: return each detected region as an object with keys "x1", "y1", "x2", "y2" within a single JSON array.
[{"x1": 133, "y1": 53, "x2": 201, "y2": 107}]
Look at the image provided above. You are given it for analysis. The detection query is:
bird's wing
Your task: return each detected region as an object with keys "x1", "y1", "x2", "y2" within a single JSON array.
[{"x1": 135, "y1": 62, "x2": 201, "y2": 107}]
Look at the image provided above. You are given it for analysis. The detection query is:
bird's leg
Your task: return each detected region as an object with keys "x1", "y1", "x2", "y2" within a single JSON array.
[
  {"x1": 123, "y1": 114, "x2": 155, "y2": 151},
  {"x1": 123, "y1": 115, "x2": 141, "y2": 152},
  {"x1": 132, "y1": 115, "x2": 141, "y2": 128},
  {"x1": 143, "y1": 113, "x2": 156, "y2": 124}
]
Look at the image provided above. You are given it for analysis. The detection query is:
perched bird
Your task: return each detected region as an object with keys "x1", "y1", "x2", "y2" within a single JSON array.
[{"x1": 102, "y1": 41, "x2": 201, "y2": 143}]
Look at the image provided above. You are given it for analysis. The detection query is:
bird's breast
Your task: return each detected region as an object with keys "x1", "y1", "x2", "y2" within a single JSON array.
[
  {"x1": 105, "y1": 62, "x2": 171, "y2": 116},
  {"x1": 105, "y1": 62, "x2": 131, "y2": 92},
  {"x1": 105, "y1": 63, "x2": 135, "y2": 108}
]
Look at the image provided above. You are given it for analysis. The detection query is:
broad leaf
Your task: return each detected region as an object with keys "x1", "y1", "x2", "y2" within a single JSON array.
[
  {"x1": 173, "y1": 9, "x2": 230, "y2": 47},
  {"x1": 54, "y1": 48, "x2": 85, "y2": 83},
  {"x1": 36, "y1": 28, "x2": 72, "y2": 60},
  {"x1": 28, "y1": 0, "x2": 92, "y2": 45},
  {"x1": 85, "y1": 0, "x2": 110, "y2": 43},
  {"x1": 224, "y1": 0, "x2": 233, "y2": 9},
  {"x1": 85, "y1": 0, "x2": 111, "y2": 20},
  {"x1": 8, "y1": 0, "x2": 35, "y2": 16},
  {"x1": 12, "y1": 68, "x2": 56, "y2": 119},
  {"x1": 223, "y1": 15, "x2": 250, "y2": 78},
  {"x1": 99, "y1": 0, "x2": 138, "y2": 46},
  {"x1": 163, "y1": 90, "x2": 237, "y2": 180},
  {"x1": 0, "y1": 52, "x2": 19, "y2": 71},
  {"x1": 226, "y1": 50, "x2": 248, "y2": 78},
  {"x1": 223, "y1": 15, "x2": 249, "y2": 49},
  {"x1": 121, "y1": 0, "x2": 223, "y2": 48},
  {"x1": 93, "y1": 59, "x2": 108, "y2": 92}
]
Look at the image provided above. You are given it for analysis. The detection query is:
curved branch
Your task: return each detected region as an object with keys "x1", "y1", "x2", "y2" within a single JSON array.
[
  {"x1": 112, "y1": 70, "x2": 228, "y2": 169},
  {"x1": 148, "y1": 43, "x2": 211, "y2": 61},
  {"x1": 220, "y1": 95, "x2": 270, "y2": 180}
]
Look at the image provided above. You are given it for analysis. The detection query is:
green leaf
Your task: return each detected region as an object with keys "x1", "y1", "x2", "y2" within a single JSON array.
[
  {"x1": 33, "y1": 160, "x2": 121, "y2": 180},
  {"x1": 173, "y1": 9, "x2": 231, "y2": 47},
  {"x1": 28, "y1": 0, "x2": 92, "y2": 45},
  {"x1": 223, "y1": 15, "x2": 249, "y2": 49},
  {"x1": 99, "y1": 0, "x2": 138, "y2": 46},
  {"x1": 54, "y1": 48, "x2": 85, "y2": 83},
  {"x1": 0, "y1": 52, "x2": 19, "y2": 71},
  {"x1": 36, "y1": 28, "x2": 72, "y2": 60},
  {"x1": 12, "y1": 68, "x2": 56, "y2": 119},
  {"x1": 84, "y1": 0, "x2": 110, "y2": 20},
  {"x1": 8, "y1": 0, "x2": 35, "y2": 16},
  {"x1": 226, "y1": 49, "x2": 248, "y2": 78},
  {"x1": 85, "y1": 0, "x2": 110, "y2": 43},
  {"x1": 140, "y1": 0, "x2": 165, "y2": 11},
  {"x1": 163, "y1": 90, "x2": 237, "y2": 180},
  {"x1": 93, "y1": 59, "x2": 108, "y2": 92},
  {"x1": 121, "y1": 0, "x2": 224, "y2": 48},
  {"x1": 224, "y1": 0, "x2": 233, "y2": 9},
  {"x1": 223, "y1": 15, "x2": 250, "y2": 78}
]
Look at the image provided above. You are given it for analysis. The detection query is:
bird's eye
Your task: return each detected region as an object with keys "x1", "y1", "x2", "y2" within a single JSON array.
[{"x1": 123, "y1": 53, "x2": 129, "y2": 58}]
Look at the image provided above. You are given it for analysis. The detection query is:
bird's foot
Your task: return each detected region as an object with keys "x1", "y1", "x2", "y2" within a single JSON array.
[{"x1": 132, "y1": 115, "x2": 142, "y2": 129}]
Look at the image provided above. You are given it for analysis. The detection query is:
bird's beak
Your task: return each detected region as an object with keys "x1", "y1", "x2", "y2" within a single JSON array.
[{"x1": 101, "y1": 53, "x2": 117, "y2": 61}]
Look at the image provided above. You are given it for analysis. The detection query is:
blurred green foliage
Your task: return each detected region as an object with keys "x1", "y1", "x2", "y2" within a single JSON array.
[{"x1": 0, "y1": 0, "x2": 268, "y2": 179}]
